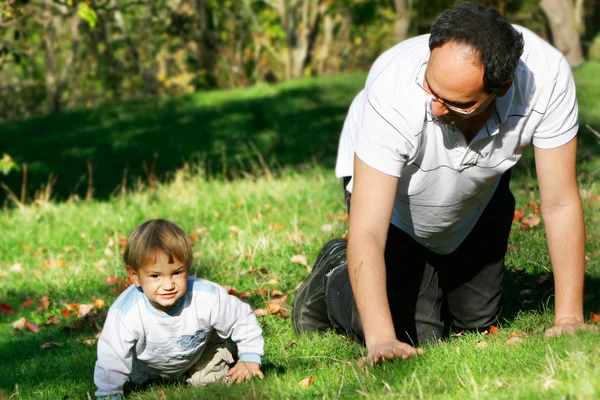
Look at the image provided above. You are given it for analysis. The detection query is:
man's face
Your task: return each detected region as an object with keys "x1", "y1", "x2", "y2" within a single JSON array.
[
  {"x1": 424, "y1": 41, "x2": 494, "y2": 125},
  {"x1": 127, "y1": 251, "x2": 188, "y2": 312}
]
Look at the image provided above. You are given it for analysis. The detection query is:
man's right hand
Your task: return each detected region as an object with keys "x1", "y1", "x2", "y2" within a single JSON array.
[{"x1": 363, "y1": 338, "x2": 423, "y2": 364}]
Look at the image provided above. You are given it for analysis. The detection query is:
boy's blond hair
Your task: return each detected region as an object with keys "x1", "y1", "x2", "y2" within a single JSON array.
[{"x1": 123, "y1": 219, "x2": 193, "y2": 272}]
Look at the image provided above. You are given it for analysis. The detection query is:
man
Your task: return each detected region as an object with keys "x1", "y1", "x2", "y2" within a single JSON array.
[{"x1": 292, "y1": 2, "x2": 588, "y2": 363}]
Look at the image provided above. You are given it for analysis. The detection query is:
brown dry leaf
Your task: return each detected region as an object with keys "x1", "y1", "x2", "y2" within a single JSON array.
[
  {"x1": 40, "y1": 342, "x2": 63, "y2": 350},
  {"x1": 25, "y1": 321, "x2": 40, "y2": 333},
  {"x1": 269, "y1": 295, "x2": 288, "y2": 307},
  {"x1": 254, "y1": 309, "x2": 268, "y2": 317},
  {"x1": 12, "y1": 317, "x2": 27, "y2": 330},
  {"x1": 277, "y1": 309, "x2": 290, "y2": 318},
  {"x1": 476, "y1": 341, "x2": 488, "y2": 349},
  {"x1": 83, "y1": 339, "x2": 97, "y2": 346},
  {"x1": 37, "y1": 295, "x2": 51, "y2": 313},
  {"x1": 93, "y1": 299, "x2": 105, "y2": 308},
  {"x1": 78, "y1": 304, "x2": 94, "y2": 319},
  {"x1": 229, "y1": 226, "x2": 242, "y2": 236},
  {"x1": 337, "y1": 212, "x2": 349, "y2": 222},
  {"x1": 271, "y1": 289, "x2": 285, "y2": 297},
  {"x1": 290, "y1": 254, "x2": 308, "y2": 266},
  {"x1": 45, "y1": 315, "x2": 61, "y2": 325},
  {"x1": 505, "y1": 336, "x2": 524, "y2": 345},
  {"x1": 299, "y1": 376, "x2": 314, "y2": 388},
  {"x1": 157, "y1": 389, "x2": 166, "y2": 400},
  {"x1": 513, "y1": 209, "x2": 525, "y2": 223},
  {"x1": 266, "y1": 304, "x2": 281, "y2": 314},
  {"x1": 520, "y1": 214, "x2": 540, "y2": 230}
]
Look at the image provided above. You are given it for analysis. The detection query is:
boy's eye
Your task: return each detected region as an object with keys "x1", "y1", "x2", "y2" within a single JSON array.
[
  {"x1": 174, "y1": 271, "x2": 182, "y2": 275},
  {"x1": 150, "y1": 274, "x2": 159, "y2": 278}
]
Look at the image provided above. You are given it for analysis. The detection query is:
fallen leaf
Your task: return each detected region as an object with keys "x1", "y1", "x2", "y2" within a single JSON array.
[
  {"x1": 266, "y1": 279, "x2": 279, "y2": 285},
  {"x1": 119, "y1": 236, "x2": 127, "y2": 246},
  {"x1": 77, "y1": 304, "x2": 94, "y2": 319},
  {"x1": 12, "y1": 317, "x2": 27, "y2": 330},
  {"x1": 222, "y1": 286, "x2": 237, "y2": 296},
  {"x1": 592, "y1": 314, "x2": 600, "y2": 323},
  {"x1": 45, "y1": 315, "x2": 61, "y2": 325},
  {"x1": 510, "y1": 331, "x2": 522, "y2": 337},
  {"x1": 299, "y1": 376, "x2": 314, "y2": 388},
  {"x1": 321, "y1": 224, "x2": 333, "y2": 232},
  {"x1": 93, "y1": 299, "x2": 105, "y2": 308},
  {"x1": 490, "y1": 325, "x2": 500, "y2": 335},
  {"x1": 83, "y1": 339, "x2": 97, "y2": 346},
  {"x1": 229, "y1": 226, "x2": 242, "y2": 236},
  {"x1": 277, "y1": 309, "x2": 290, "y2": 318},
  {"x1": 269, "y1": 295, "x2": 288, "y2": 307},
  {"x1": 10, "y1": 263, "x2": 23, "y2": 273},
  {"x1": 189, "y1": 232, "x2": 199, "y2": 241},
  {"x1": 61, "y1": 310, "x2": 71, "y2": 318},
  {"x1": 38, "y1": 295, "x2": 51, "y2": 312},
  {"x1": 476, "y1": 341, "x2": 488, "y2": 349},
  {"x1": 40, "y1": 342, "x2": 63, "y2": 350},
  {"x1": 105, "y1": 276, "x2": 122, "y2": 285},
  {"x1": 239, "y1": 291, "x2": 252, "y2": 299},
  {"x1": 337, "y1": 212, "x2": 349, "y2": 222},
  {"x1": 290, "y1": 254, "x2": 308, "y2": 266},
  {"x1": 0, "y1": 303, "x2": 13, "y2": 314},
  {"x1": 520, "y1": 214, "x2": 540, "y2": 230},
  {"x1": 271, "y1": 289, "x2": 285, "y2": 297},
  {"x1": 266, "y1": 304, "x2": 281, "y2": 314},
  {"x1": 25, "y1": 322, "x2": 40, "y2": 333},
  {"x1": 157, "y1": 389, "x2": 166, "y2": 400},
  {"x1": 505, "y1": 336, "x2": 523, "y2": 345},
  {"x1": 21, "y1": 298, "x2": 35, "y2": 308},
  {"x1": 254, "y1": 309, "x2": 267, "y2": 317},
  {"x1": 64, "y1": 320, "x2": 86, "y2": 333},
  {"x1": 513, "y1": 210, "x2": 524, "y2": 223}
]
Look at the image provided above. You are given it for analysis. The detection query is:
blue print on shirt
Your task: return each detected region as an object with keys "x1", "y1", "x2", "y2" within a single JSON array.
[{"x1": 176, "y1": 329, "x2": 207, "y2": 351}]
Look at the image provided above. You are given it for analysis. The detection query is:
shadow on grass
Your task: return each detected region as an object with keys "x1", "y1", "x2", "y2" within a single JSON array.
[{"x1": 0, "y1": 75, "x2": 364, "y2": 204}]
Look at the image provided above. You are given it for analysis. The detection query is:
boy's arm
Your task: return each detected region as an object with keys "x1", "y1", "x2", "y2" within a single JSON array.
[
  {"x1": 210, "y1": 285, "x2": 264, "y2": 364},
  {"x1": 94, "y1": 309, "x2": 138, "y2": 398}
]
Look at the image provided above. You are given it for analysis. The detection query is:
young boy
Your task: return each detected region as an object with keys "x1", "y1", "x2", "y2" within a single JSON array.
[{"x1": 94, "y1": 219, "x2": 264, "y2": 399}]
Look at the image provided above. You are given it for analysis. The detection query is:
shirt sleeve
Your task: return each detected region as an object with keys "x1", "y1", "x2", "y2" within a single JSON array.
[
  {"x1": 353, "y1": 84, "x2": 416, "y2": 177},
  {"x1": 532, "y1": 56, "x2": 579, "y2": 149},
  {"x1": 94, "y1": 308, "x2": 137, "y2": 398},
  {"x1": 210, "y1": 285, "x2": 264, "y2": 364}
]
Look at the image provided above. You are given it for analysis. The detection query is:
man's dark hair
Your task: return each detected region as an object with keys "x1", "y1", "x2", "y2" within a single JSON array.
[{"x1": 429, "y1": 2, "x2": 524, "y2": 93}]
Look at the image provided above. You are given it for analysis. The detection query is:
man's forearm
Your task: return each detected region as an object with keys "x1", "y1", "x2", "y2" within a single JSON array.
[
  {"x1": 347, "y1": 234, "x2": 397, "y2": 346},
  {"x1": 543, "y1": 201, "x2": 585, "y2": 323}
]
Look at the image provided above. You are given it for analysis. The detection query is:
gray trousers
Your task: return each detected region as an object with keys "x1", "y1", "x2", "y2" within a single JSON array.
[{"x1": 327, "y1": 170, "x2": 515, "y2": 345}]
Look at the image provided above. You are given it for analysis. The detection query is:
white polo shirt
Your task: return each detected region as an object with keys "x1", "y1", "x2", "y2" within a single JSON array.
[{"x1": 336, "y1": 26, "x2": 578, "y2": 254}]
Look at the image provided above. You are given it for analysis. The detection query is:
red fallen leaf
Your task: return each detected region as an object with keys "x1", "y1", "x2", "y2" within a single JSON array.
[
  {"x1": 119, "y1": 236, "x2": 127, "y2": 246},
  {"x1": 520, "y1": 214, "x2": 540, "y2": 230},
  {"x1": 592, "y1": 314, "x2": 600, "y2": 323},
  {"x1": 299, "y1": 376, "x2": 314, "y2": 388},
  {"x1": 65, "y1": 303, "x2": 79, "y2": 311},
  {"x1": 342, "y1": 234, "x2": 349, "y2": 241},
  {"x1": 45, "y1": 315, "x2": 61, "y2": 325},
  {"x1": 258, "y1": 289, "x2": 269, "y2": 296},
  {"x1": 513, "y1": 209, "x2": 525, "y2": 223},
  {"x1": 490, "y1": 325, "x2": 500, "y2": 334},
  {"x1": 21, "y1": 298, "x2": 35, "y2": 307},
  {"x1": 64, "y1": 320, "x2": 86, "y2": 333},
  {"x1": 510, "y1": 331, "x2": 522, "y2": 337},
  {"x1": 112, "y1": 288, "x2": 119, "y2": 294},
  {"x1": 189, "y1": 232, "x2": 199, "y2": 241},
  {"x1": 525, "y1": 201, "x2": 541, "y2": 213},
  {"x1": 0, "y1": 303, "x2": 13, "y2": 314},
  {"x1": 105, "y1": 276, "x2": 123, "y2": 285},
  {"x1": 119, "y1": 284, "x2": 127, "y2": 291},
  {"x1": 239, "y1": 291, "x2": 252, "y2": 299},
  {"x1": 254, "y1": 309, "x2": 268, "y2": 317},
  {"x1": 61, "y1": 310, "x2": 71, "y2": 318},
  {"x1": 40, "y1": 342, "x2": 63, "y2": 350},
  {"x1": 25, "y1": 321, "x2": 40, "y2": 333}
]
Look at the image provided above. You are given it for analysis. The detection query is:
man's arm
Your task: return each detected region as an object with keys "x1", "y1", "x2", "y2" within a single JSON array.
[
  {"x1": 348, "y1": 154, "x2": 422, "y2": 362},
  {"x1": 534, "y1": 137, "x2": 586, "y2": 336}
]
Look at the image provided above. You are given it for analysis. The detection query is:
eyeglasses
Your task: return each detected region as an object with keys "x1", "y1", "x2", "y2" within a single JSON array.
[{"x1": 417, "y1": 78, "x2": 497, "y2": 116}]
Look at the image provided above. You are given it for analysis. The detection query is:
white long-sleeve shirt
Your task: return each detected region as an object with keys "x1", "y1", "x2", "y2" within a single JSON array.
[{"x1": 94, "y1": 277, "x2": 264, "y2": 398}]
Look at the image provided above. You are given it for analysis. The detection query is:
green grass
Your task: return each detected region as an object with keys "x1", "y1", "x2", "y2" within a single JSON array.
[{"x1": 0, "y1": 62, "x2": 599, "y2": 399}]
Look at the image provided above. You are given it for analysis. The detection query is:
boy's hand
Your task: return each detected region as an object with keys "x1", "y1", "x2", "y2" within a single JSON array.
[{"x1": 225, "y1": 361, "x2": 264, "y2": 384}]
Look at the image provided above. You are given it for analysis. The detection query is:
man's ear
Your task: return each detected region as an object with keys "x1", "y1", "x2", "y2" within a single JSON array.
[
  {"x1": 126, "y1": 266, "x2": 141, "y2": 287},
  {"x1": 496, "y1": 79, "x2": 513, "y2": 98}
]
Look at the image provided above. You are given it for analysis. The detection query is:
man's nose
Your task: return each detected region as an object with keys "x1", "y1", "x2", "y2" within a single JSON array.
[{"x1": 431, "y1": 100, "x2": 450, "y2": 118}]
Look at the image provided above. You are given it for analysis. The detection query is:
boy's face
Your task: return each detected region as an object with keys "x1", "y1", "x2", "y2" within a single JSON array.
[{"x1": 127, "y1": 251, "x2": 188, "y2": 312}]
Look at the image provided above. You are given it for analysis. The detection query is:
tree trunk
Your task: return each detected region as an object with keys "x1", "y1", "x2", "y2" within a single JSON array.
[
  {"x1": 394, "y1": 0, "x2": 413, "y2": 44},
  {"x1": 540, "y1": 0, "x2": 584, "y2": 68},
  {"x1": 194, "y1": 0, "x2": 219, "y2": 87}
]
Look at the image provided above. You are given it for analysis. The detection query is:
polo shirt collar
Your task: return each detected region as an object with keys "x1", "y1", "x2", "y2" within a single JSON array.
[{"x1": 493, "y1": 83, "x2": 514, "y2": 126}]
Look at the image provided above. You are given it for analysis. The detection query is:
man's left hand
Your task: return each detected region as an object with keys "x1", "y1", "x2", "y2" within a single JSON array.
[
  {"x1": 225, "y1": 361, "x2": 264, "y2": 384},
  {"x1": 544, "y1": 317, "x2": 598, "y2": 338}
]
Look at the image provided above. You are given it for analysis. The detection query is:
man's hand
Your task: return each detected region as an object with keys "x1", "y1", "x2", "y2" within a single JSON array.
[
  {"x1": 361, "y1": 338, "x2": 423, "y2": 365},
  {"x1": 544, "y1": 317, "x2": 598, "y2": 338},
  {"x1": 225, "y1": 361, "x2": 264, "y2": 384}
]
